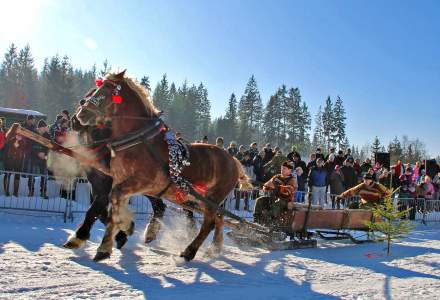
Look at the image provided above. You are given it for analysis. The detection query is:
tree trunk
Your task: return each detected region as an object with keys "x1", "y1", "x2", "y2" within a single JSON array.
[{"x1": 387, "y1": 235, "x2": 391, "y2": 256}]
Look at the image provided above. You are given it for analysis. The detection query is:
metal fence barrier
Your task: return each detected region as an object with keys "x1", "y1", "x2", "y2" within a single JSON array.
[
  {"x1": 0, "y1": 170, "x2": 73, "y2": 221},
  {"x1": 1, "y1": 169, "x2": 440, "y2": 224}
]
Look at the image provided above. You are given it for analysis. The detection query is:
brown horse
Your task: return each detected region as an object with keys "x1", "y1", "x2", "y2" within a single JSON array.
[{"x1": 75, "y1": 70, "x2": 250, "y2": 262}]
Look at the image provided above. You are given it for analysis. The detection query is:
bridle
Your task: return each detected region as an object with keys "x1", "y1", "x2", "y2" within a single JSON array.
[
  {"x1": 77, "y1": 78, "x2": 165, "y2": 153},
  {"x1": 80, "y1": 79, "x2": 122, "y2": 119}
]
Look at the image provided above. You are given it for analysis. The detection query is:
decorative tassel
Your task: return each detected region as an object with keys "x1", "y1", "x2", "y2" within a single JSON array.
[
  {"x1": 112, "y1": 95, "x2": 123, "y2": 104},
  {"x1": 175, "y1": 189, "x2": 186, "y2": 204}
]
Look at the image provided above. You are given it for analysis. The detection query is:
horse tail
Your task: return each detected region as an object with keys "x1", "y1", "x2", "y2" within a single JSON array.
[{"x1": 233, "y1": 157, "x2": 253, "y2": 190}]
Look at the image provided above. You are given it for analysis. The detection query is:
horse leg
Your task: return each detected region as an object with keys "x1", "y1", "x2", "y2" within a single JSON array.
[
  {"x1": 184, "y1": 201, "x2": 197, "y2": 238},
  {"x1": 207, "y1": 213, "x2": 224, "y2": 256},
  {"x1": 64, "y1": 171, "x2": 114, "y2": 249},
  {"x1": 94, "y1": 182, "x2": 133, "y2": 262},
  {"x1": 180, "y1": 208, "x2": 216, "y2": 262},
  {"x1": 144, "y1": 196, "x2": 166, "y2": 243},
  {"x1": 63, "y1": 195, "x2": 108, "y2": 249}
]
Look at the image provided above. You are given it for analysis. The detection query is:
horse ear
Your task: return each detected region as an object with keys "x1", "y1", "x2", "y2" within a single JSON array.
[{"x1": 115, "y1": 69, "x2": 126, "y2": 81}]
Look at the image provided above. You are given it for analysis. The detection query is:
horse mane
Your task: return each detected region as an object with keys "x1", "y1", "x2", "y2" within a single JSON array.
[{"x1": 104, "y1": 72, "x2": 160, "y2": 117}]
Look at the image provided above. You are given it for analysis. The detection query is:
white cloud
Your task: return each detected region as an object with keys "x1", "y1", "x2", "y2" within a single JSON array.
[{"x1": 84, "y1": 38, "x2": 98, "y2": 50}]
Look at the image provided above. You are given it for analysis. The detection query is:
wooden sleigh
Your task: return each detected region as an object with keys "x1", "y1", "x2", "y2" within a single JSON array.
[{"x1": 227, "y1": 203, "x2": 380, "y2": 250}]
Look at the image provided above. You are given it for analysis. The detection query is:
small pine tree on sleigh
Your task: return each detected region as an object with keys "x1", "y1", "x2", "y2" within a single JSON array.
[{"x1": 366, "y1": 193, "x2": 415, "y2": 256}]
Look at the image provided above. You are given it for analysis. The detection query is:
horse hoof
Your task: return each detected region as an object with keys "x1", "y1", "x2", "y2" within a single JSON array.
[
  {"x1": 63, "y1": 236, "x2": 86, "y2": 249},
  {"x1": 144, "y1": 236, "x2": 155, "y2": 244},
  {"x1": 127, "y1": 221, "x2": 135, "y2": 236},
  {"x1": 206, "y1": 244, "x2": 222, "y2": 257},
  {"x1": 93, "y1": 252, "x2": 111, "y2": 262},
  {"x1": 144, "y1": 219, "x2": 161, "y2": 244},
  {"x1": 116, "y1": 236, "x2": 128, "y2": 250},
  {"x1": 180, "y1": 247, "x2": 197, "y2": 262}
]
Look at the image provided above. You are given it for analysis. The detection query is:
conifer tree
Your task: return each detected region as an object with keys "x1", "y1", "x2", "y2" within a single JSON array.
[
  {"x1": 371, "y1": 136, "x2": 382, "y2": 155},
  {"x1": 99, "y1": 59, "x2": 111, "y2": 77},
  {"x1": 333, "y1": 95, "x2": 347, "y2": 149},
  {"x1": 169, "y1": 82, "x2": 177, "y2": 99},
  {"x1": 224, "y1": 93, "x2": 238, "y2": 142},
  {"x1": 196, "y1": 82, "x2": 211, "y2": 138},
  {"x1": 285, "y1": 87, "x2": 302, "y2": 149},
  {"x1": 0, "y1": 43, "x2": 19, "y2": 107},
  {"x1": 366, "y1": 194, "x2": 414, "y2": 255},
  {"x1": 152, "y1": 74, "x2": 171, "y2": 119},
  {"x1": 322, "y1": 96, "x2": 335, "y2": 149},
  {"x1": 298, "y1": 102, "x2": 311, "y2": 153},
  {"x1": 140, "y1": 76, "x2": 151, "y2": 91},
  {"x1": 263, "y1": 93, "x2": 283, "y2": 146},
  {"x1": 312, "y1": 106, "x2": 325, "y2": 150},
  {"x1": 238, "y1": 75, "x2": 263, "y2": 145}
]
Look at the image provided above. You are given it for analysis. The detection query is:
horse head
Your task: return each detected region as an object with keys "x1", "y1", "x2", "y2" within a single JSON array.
[
  {"x1": 76, "y1": 70, "x2": 126, "y2": 126},
  {"x1": 75, "y1": 70, "x2": 160, "y2": 136}
]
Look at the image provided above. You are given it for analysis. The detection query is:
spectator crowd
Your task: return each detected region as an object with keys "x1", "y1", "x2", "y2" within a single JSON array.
[
  {"x1": 208, "y1": 137, "x2": 440, "y2": 207},
  {"x1": 0, "y1": 111, "x2": 71, "y2": 197},
  {"x1": 0, "y1": 114, "x2": 439, "y2": 208}
]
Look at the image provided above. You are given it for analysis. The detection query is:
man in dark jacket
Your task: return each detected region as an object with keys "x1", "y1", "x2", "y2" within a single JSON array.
[
  {"x1": 23, "y1": 115, "x2": 38, "y2": 196},
  {"x1": 335, "y1": 150, "x2": 345, "y2": 166},
  {"x1": 253, "y1": 150, "x2": 266, "y2": 184},
  {"x1": 308, "y1": 158, "x2": 328, "y2": 206},
  {"x1": 292, "y1": 152, "x2": 308, "y2": 182},
  {"x1": 360, "y1": 158, "x2": 372, "y2": 174},
  {"x1": 315, "y1": 148, "x2": 324, "y2": 160},
  {"x1": 227, "y1": 141, "x2": 238, "y2": 157},
  {"x1": 324, "y1": 147, "x2": 336, "y2": 161},
  {"x1": 307, "y1": 153, "x2": 317, "y2": 171},
  {"x1": 248, "y1": 142, "x2": 259, "y2": 160},
  {"x1": 341, "y1": 158, "x2": 358, "y2": 191},
  {"x1": 262, "y1": 143, "x2": 274, "y2": 165},
  {"x1": 34, "y1": 120, "x2": 51, "y2": 198}
]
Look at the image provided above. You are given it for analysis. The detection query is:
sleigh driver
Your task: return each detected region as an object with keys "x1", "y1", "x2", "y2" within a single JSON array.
[
  {"x1": 339, "y1": 173, "x2": 391, "y2": 209},
  {"x1": 253, "y1": 161, "x2": 298, "y2": 228}
]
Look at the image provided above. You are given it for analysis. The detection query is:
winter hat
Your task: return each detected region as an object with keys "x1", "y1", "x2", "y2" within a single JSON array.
[
  {"x1": 282, "y1": 161, "x2": 294, "y2": 169},
  {"x1": 334, "y1": 165, "x2": 341, "y2": 171},
  {"x1": 37, "y1": 120, "x2": 47, "y2": 128}
]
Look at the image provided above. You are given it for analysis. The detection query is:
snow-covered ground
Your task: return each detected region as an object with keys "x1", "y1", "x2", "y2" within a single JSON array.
[{"x1": 0, "y1": 211, "x2": 440, "y2": 300}]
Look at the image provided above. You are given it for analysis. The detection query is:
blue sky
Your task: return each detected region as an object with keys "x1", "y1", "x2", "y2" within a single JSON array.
[{"x1": 1, "y1": 0, "x2": 439, "y2": 155}]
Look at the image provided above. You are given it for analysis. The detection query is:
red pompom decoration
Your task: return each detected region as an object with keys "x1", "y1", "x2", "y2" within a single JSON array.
[
  {"x1": 95, "y1": 79, "x2": 103, "y2": 87},
  {"x1": 175, "y1": 189, "x2": 186, "y2": 204},
  {"x1": 112, "y1": 95, "x2": 123, "y2": 104}
]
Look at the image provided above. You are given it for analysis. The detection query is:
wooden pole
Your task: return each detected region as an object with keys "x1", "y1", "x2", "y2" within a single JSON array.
[{"x1": 9, "y1": 123, "x2": 111, "y2": 176}]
